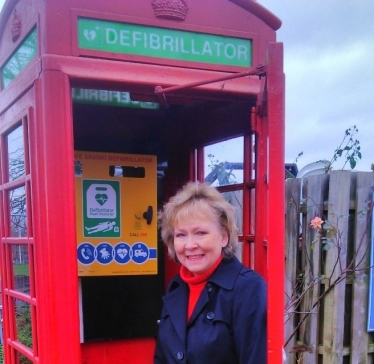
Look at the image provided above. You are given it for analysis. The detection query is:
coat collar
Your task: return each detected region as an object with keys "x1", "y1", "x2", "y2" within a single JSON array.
[
  {"x1": 190, "y1": 256, "x2": 244, "y2": 323},
  {"x1": 208, "y1": 255, "x2": 243, "y2": 290},
  {"x1": 162, "y1": 256, "x2": 244, "y2": 341},
  {"x1": 168, "y1": 255, "x2": 243, "y2": 292}
]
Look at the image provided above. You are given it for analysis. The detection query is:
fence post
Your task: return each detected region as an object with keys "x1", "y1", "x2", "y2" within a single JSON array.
[
  {"x1": 320, "y1": 171, "x2": 350, "y2": 363},
  {"x1": 300, "y1": 174, "x2": 329, "y2": 364},
  {"x1": 350, "y1": 173, "x2": 374, "y2": 363},
  {"x1": 284, "y1": 178, "x2": 302, "y2": 363}
]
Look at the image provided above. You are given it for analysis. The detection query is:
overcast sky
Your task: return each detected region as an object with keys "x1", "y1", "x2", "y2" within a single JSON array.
[
  {"x1": 260, "y1": 0, "x2": 374, "y2": 172},
  {"x1": 1, "y1": 0, "x2": 373, "y2": 172}
]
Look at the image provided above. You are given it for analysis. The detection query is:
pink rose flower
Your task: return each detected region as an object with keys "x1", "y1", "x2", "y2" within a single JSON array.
[{"x1": 310, "y1": 217, "x2": 324, "y2": 230}]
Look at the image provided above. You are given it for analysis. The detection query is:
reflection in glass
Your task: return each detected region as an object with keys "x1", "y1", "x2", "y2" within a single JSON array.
[
  {"x1": 224, "y1": 190, "x2": 243, "y2": 261},
  {"x1": 1, "y1": 28, "x2": 38, "y2": 89},
  {"x1": 223, "y1": 190, "x2": 243, "y2": 235},
  {"x1": 204, "y1": 137, "x2": 244, "y2": 187},
  {"x1": 9, "y1": 186, "x2": 27, "y2": 237},
  {"x1": 15, "y1": 299, "x2": 33, "y2": 349},
  {"x1": 7, "y1": 125, "x2": 25, "y2": 181},
  {"x1": 12, "y1": 245, "x2": 30, "y2": 293}
]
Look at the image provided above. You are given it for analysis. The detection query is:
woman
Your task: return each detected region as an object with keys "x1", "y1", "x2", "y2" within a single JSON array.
[{"x1": 154, "y1": 182, "x2": 267, "y2": 364}]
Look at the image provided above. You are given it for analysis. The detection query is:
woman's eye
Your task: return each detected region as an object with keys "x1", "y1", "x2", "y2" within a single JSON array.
[
  {"x1": 175, "y1": 233, "x2": 185, "y2": 238},
  {"x1": 197, "y1": 231, "x2": 207, "y2": 236}
]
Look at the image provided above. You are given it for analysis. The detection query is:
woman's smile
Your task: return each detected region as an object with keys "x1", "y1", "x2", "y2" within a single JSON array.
[{"x1": 187, "y1": 254, "x2": 204, "y2": 259}]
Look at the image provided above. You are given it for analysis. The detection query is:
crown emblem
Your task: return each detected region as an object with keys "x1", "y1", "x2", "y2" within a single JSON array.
[
  {"x1": 11, "y1": 9, "x2": 22, "y2": 42},
  {"x1": 151, "y1": 0, "x2": 189, "y2": 21}
]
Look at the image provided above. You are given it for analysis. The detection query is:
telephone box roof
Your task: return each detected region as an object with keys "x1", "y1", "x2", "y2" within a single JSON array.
[{"x1": 0, "y1": 0, "x2": 282, "y2": 37}]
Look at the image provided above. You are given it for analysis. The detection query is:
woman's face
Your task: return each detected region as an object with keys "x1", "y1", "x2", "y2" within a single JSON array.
[{"x1": 173, "y1": 212, "x2": 228, "y2": 275}]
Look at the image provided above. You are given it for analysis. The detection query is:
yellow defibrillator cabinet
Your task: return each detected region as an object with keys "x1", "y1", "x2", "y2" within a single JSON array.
[{"x1": 74, "y1": 151, "x2": 157, "y2": 276}]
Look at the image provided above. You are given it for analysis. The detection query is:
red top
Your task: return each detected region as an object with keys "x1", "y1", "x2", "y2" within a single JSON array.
[{"x1": 180, "y1": 255, "x2": 223, "y2": 321}]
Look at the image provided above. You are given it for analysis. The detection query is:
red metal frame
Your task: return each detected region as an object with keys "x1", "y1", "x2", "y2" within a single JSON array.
[
  {"x1": 0, "y1": 111, "x2": 38, "y2": 362},
  {"x1": 267, "y1": 43, "x2": 285, "y2": 364},
  {"x1": 32, "y1": 71, "x2": 81, "y2": 362},
  {"x1": 255, "y1": 43, "x2": 285, "y2": 363}
]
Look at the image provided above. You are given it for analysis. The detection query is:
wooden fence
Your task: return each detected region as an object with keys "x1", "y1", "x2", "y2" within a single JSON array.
[{"x1": 284, "y1": 171, "x2": 374, "y2": 364}]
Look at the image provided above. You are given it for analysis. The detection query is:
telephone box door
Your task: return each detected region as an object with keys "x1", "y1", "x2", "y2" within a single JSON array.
[{"x1": 255, "y1": 42, "x2": 285, "y2": 363}]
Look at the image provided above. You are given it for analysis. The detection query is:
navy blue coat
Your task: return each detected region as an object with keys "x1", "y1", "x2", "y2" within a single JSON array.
[{"x1": 154, "y1": 256, "x2": 267, "y2": 364}]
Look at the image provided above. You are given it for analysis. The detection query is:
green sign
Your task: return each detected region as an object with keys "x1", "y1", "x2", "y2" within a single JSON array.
[
  {"x1": 72, "y1": 88, "x2": 159, "y2": 109},
  {"x1": 78, "y1": 18, "x2": 252, "y2": 68},
  {"x1": 82, "y1": 180, "x2": 121, "y2": 238},
  {"x1": 1, "y1": 27, "x2": 38, "y2": 89}
]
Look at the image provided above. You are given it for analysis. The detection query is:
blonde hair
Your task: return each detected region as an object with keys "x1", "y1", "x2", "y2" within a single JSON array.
[{"x1": 159, "y1": 181, "x2": 239, "y2": 262}]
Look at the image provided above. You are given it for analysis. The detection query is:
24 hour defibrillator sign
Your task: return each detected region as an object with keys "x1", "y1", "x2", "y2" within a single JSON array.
[{"x1": 74, "y1": 151, "x2": 157, "y2": 276}]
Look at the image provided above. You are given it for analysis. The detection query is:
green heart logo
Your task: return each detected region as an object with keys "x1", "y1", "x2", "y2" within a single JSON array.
[
  {"x1": 83, "y1": 29, "x2": 96, "y2": 41},
  {"x1": 95, "y1": 193, "x2": 108, "y2": 206}
]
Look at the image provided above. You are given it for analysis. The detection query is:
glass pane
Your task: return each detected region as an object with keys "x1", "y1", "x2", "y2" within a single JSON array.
[
  {"x1": 223, "y1": 190, "x2": 243, "y2": 235},
  {"x1": 235, "y1": 241, "x2": 243, "y2": 263},
  {"x1": 250, "y1": 188, "x2": 255, "y2": 235},
  {"x1": 9, "y1": 186, "x2": 27, "y2": 237},
  {"x1": 2, "y1": 27, "x2": 37, "y2": 89},
  {"x1": 251, "y1": 134, "x2": 256, "y2": 180},
  {"x1": 15, "y1": 300, "x2": 33, "y2": 349},
  {"x1": 7, "y1": 125, "x2": 25, "y2": 181},
  {"x1": 17, "y1": 352, "x2": 33, "y2": 364},
  {"x1": 12, "y1": 245, "x2": 30, "y2": 293},
  {"x1": 204, "y1": 137, "x2": 243, "y2": 186}
]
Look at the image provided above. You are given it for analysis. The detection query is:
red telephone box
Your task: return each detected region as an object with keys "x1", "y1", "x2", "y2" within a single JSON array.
[{"x1": 0, "y1": 0, "x2": 284, "y2": 363}]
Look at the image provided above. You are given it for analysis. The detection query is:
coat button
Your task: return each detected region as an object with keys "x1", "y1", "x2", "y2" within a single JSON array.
[
  {"x1": 207, "y1": 283, "x2": 214, "y2": 292},
  {"x1": 176, "y1": 351, "x2": 184, "y2": 360},
  {"x1": 206, "y1": 312, "x2": 215, "y2": 320}
]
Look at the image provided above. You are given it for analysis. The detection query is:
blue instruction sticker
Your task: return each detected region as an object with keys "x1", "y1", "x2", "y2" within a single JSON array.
[
  {"x1": 77, "y1": 243, "x2": 96, "y2": 265},
  {"x1": 132, "y1": 242, "x2": 149, "y2": 264},
  {"x1": 114, "y1": 242, "x2": 131, "y2": 264},
  {"x1": 96, "y1": 242, "x2": 114, "y2": 264}
]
